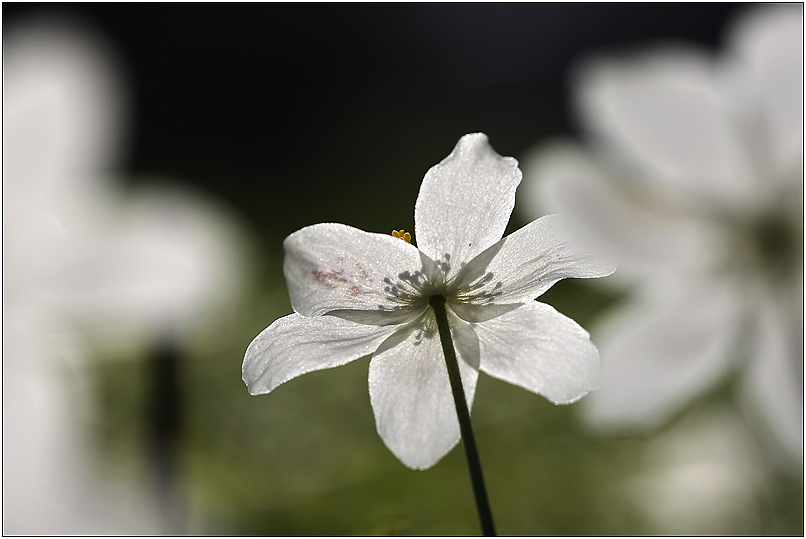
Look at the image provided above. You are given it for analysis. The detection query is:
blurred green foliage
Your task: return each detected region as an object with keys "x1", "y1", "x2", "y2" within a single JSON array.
[{"x1": 89, "y1": 246, "x2": 802, "y2": 535}]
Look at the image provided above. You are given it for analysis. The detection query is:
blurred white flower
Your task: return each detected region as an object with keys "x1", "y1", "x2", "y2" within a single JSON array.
[
  {"x1": 520, "y1": 5, "x2": 803, "y2": 463},
  {"x1": 625, "y1": 409, "x2": 768, "y2": 534},
  {"x1": 243, "y1": 133, "x2": 614, "y2": 470},
  {"x1": 3, "y1": 14, "x2": 251, "y2": 534},
  {"x1": 4, "y1": 18, "x2": 248, "y2": 353}
]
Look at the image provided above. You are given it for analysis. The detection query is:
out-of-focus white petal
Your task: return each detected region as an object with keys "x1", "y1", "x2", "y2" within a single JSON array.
[
  {"x1": 723, "y1": 4, "x2": 803, "y2": 174},
  {"x1": 625, "y1": 408, "x2": 769, "y2": 535},
  {"x1": 582, "y1": 288, "x2": 740, "y2": 430},
  {"x1": 41, "y1": 181, "x2": 251, "y2": 349},
  {"x1": 741, "y1": 292, "x2": 803, "y2": 462},
  {"x1": 3, "y1": 16, "x2": 127, "y2": 309},
  {"x1": 574, "y1": 47, "x2": 756, "y2": 203},
  {"x1": 4, "y1": 15, "x2": 252, "y2": 534},
  {"x1": 414, "y1": 133, "x2": 521, "y2": 280},
  {"x1": 448, "y1": 214, "x2": 615, "y2": 306},
  {"x1": 4, "y1": 294, "x2": 162, "y2": 535},
  {"x1": 473, "y1": 302, "x2": 599, "y2": 404},
  {"x1": 283, "y1": 223, "x2": 441, "y2": 323},
  {"x1": 3, "y1": 17, "x2": 128, "y2": 210},
  {"x1": 368, "y1": 309, "x2": 479, "y2": 470},
  {"x1": 519, "y1": 140, "x2": 722, "y2": 286},
  {"x1": 243, "y1": 313, "x2": 398, "y2": 395}
]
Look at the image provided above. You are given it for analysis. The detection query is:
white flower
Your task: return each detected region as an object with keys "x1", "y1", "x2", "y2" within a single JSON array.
[
  {"x1": 520, "y1": 6, "x2": 803, "y2": 462},
  {"x1": 4, "y1": 15, "x2": 251, "y2": 534},
  {"x1": 243, "y1": 133, "x2": 614, "y2": 470},
  {"x1": 4, "y1": 18, "x2": 249, "y2": 352}
]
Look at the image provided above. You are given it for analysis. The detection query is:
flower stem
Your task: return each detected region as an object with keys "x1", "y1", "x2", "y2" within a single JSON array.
[{"x1": 429, "y1": 295, "x2": 496, "y2": 536}]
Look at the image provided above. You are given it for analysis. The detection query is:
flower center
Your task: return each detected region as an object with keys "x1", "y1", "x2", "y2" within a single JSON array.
[
  {"x1": 392, "y1": 229, "x2": 412, "y2": 243},
  {"x1": 753, "y1": 215, "x2": 797, "y2": 269},
  {"x1": 726, "y1": 209, "x2": 802, "y2": 285}
]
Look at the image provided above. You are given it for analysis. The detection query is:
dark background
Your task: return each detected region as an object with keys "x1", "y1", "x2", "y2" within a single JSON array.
[{"x1": 4, "y1": 3, "x2": 743, "y2": 244}]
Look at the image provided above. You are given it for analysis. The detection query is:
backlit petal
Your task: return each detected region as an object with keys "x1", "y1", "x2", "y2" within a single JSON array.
[
  {"x1": 368, "y1": 308, "x2": 479, "y2": 469},
  {"x1": 283, "y1": 223, "x2": 441, "y2": 323},
  {"x1": 449, "y1": 214, "x2": 615, "y2": 306},
  {"x1": 414, "y1": 133, "x2": 521, "y2": 281},
  {"x1": 473, "y1": 302, "x2": 600, "y2": 404},
  {"x1": 243, "y1": 313, "x2": 398, "y2": 395}
]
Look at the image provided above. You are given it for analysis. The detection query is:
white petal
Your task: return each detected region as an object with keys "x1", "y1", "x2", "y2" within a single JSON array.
[
  {"x1": 283, "y1": 223, "x2": 441, "y2": 323},
  {"x1": 724, "y1": 4, "x2": 803, "y2": 174},
  {"x1": 3, "y1": 18, "x2": 127, "y2": 203},
  {"x1": 243, "y1": 313, "x2": 398, "y2": 395},
  {"x1": 473, "y1": 302, "x2": 599, "y2": 404},
  {"x1": 448, "y1": 302, "x2": 522, "y2": 323},
  {"x1": 742, "y1": 294, "x2": 803, "y2": 461},
  {"x1": 518, "y1": 140, "x2": 722, "y2": 286},
  {"x1": 48, "y1": 182, "x2": 249, "y2": 341},
  {"x1": 414, "y1": 133, "x2": 522, "y2": 281},
  {"x1": 448, "y1": 214, "x2": 615, "y2": 306},
  {"x1": 581, "y1": 289, "x2": 740, "y2": 430},
  {"x1": 368, "y1": 309, "x2": 479, "y2": 470},
  {"x1": 3, "y1": 17, "x2": 129, "y2": 306},
  {"x1": 575, "y1": 47, "x2": 756, "y2": 202}
]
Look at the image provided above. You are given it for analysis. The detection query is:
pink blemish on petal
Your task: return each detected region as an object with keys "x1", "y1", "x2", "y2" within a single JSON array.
[
  {"x1": 312, "y1": 263, "x2": 374, "y2": 295},
  {"x1": 312, "y1": 267, "x2": 349, "y2": 289},
  {"x1": 354, "y1": 262, "x2": 370, "y2": 280}
]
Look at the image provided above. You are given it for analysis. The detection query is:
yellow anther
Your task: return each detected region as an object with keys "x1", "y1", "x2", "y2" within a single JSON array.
[{"x1": 392, "y1": 229, "x2": 412, "y2": 243}]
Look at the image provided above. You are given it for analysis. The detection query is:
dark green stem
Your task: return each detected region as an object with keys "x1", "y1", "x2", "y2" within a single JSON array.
[{"x1": 430, "y1": 295, "x2": 496, "y2": 536}]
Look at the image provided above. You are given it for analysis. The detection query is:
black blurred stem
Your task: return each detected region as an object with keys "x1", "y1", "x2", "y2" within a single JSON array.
[{"x1": 429, "y1": 295, "x2": 496, "y2": 536}]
